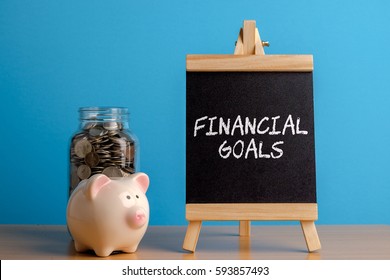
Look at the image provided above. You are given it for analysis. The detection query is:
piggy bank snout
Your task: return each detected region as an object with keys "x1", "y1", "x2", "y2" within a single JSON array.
[{"x1": 127, "y1": 207, "x2": 147, "y2": 229}]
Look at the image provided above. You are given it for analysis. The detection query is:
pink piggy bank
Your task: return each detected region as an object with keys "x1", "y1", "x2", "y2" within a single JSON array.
[{"x1": 66, "y1": 172, "x2": 150, "y2": 257}]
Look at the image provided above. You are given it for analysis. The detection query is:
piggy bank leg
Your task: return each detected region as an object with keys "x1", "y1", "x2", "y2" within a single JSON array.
[
  {"x1": 122, "y1": 244, "x2": 139, "y2": 253},
  {"x1": 74, "y1": 241, "x2": 89, "y2": 253},
  {"x1": 94, "y1": 247, "x2": 114, "y2": 257}
]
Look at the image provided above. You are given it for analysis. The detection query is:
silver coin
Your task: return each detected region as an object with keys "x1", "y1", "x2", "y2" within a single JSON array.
[
  {"x1": 89, "y1": 127, "x2": 105, "y2": 137},
  {"x1": 83, "y1": 122, "x2": 97, "y2": 130},
  {"x1": 85, "y1": 151, "x2": 100, "y2": 167},
  {"x1": 72, "y1": 133, "x2": 85, "y2": 143},
  {"x1": 77, "y1": 165, "x2": 92, "y2": 180},
  {"x1": 103, "y1": 122, "x2": 119, "y2": 131},
  {"x1": 102, "y1": 166, "x2": 123, "y2": 177},
  {"x1": 74, "y1": 139, "x2": 93, "y2": 158}
]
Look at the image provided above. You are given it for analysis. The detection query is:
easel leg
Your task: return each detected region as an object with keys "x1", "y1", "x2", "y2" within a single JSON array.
[
  {"x1": 183, "y1": 221, "x2": 202, "y2": 252},
  {"x1": 300, "y1": 221, "x2": 321, "y2": 252},
  {"x1": 239, "y1": 221, "x2": 251, "y2": 236}
]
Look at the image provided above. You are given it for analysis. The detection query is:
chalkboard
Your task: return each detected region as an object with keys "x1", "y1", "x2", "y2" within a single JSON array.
[
  {"x1": 183, "y1": 24, "x2": 320, "y2": 254},
  {"x1": 186, "y1": 71, "x2": 316, "y2": 204}
]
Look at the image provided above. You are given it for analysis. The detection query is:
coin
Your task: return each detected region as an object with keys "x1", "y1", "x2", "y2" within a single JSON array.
[
  {"x1": 122, "y1": 166, "x2": 135, "y2": 173},
  {"x1": 70, "y1": 164, "x2": 80, "y2": 190},
  {"x1": 83, "y1": 122, "x2": 97, "y2": 130},
  {"x1": 103, "y1": 122, "x2": 119, "y2": 131},
  {"x1": 126, "y1": 144, "x2": 135, "y2": 161},
  {"x1": 85, "y1": 151, "x2": 100, "y2": 167},
  {"x1": 77, "y1": 164, "x2": 92, "y2": 180},
  {"x1": 74, "y1": 139, "x2": 92, "y2": 158},
  {"x1": 89, "y1": 126, "x2": 104, "y2": 137},
  {"x1": 120, "y1": 169, "x2": 132, "y2": 177},
  {"x1": 102, "y1": 166, "x2": 123, "y2": 177}
]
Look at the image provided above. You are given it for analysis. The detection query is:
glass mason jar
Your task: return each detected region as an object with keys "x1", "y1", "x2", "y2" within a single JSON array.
[{"x1": 69, "y1": 107, "x2": 138, "y2": 196}]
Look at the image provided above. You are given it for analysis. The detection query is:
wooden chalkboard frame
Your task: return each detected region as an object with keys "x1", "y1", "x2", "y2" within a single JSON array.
[{"x1": 183, "y1": 21, "x2": 321, "y2": 253}]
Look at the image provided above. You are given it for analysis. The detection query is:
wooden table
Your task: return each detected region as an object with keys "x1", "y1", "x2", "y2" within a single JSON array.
[{"x1": 0, "y1": 225, "x2": 389, "y2": 260}]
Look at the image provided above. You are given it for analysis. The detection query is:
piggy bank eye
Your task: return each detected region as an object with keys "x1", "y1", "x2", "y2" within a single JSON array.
[
  {"x1": 120, "y1": 192, "x2": 135, "y2": 208},
  {"x1": 136, "y1": 195, "x2": 139, "y2": 199}
]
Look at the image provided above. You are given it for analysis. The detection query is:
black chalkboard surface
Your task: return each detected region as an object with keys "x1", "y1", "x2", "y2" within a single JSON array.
[{"x1": 186, "y1": 71, "x2": 316, "y2": 204}]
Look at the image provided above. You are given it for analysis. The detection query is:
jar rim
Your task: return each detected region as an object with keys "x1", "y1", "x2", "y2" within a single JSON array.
[
  {"x1": 79, "y1": 106, "x2": 128, "y2": 112},
  {"x1": 79, "y1": 107, "x2": 129, "y2": 121}
]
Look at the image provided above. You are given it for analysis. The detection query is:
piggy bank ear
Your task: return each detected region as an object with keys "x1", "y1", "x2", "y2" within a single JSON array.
[
  {"x1": 133, "y1": 172, "x2": 149, "y2": 193},
  {"x1": 84, "y1": 174, "x2": 111, "y2": 200}
]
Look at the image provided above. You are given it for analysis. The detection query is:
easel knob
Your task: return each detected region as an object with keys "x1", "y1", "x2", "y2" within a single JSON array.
[{"x1": 236, "y1": 40, "x2": 270, "y2": 47}]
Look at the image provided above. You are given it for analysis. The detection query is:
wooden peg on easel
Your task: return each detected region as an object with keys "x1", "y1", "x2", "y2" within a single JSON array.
[
  {"x1": 234, "y1": 20, "x2": 269, "y2": 56},
  {"x1": 235, "y1": 20, "x2": 269, "y2": 237}
]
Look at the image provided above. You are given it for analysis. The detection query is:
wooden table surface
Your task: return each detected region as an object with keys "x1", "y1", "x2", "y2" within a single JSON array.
[{"x1": 0, "y1": 224, "x2": 389, "y2": 260}]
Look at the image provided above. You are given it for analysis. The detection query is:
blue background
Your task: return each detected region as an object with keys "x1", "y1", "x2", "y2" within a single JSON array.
[{"x1": 0, "y1": 0, "x2": 389, "y2": 225}]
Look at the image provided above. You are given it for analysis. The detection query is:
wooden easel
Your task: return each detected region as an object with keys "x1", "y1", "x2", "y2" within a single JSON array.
[{"x1": 183, "y1": 20, "x2": 321, "y2": 253}]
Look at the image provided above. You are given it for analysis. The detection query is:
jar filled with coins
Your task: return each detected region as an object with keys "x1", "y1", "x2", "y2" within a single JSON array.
[{"x1": 69, "y1": 107, "x2": 138, "y2": 196}]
